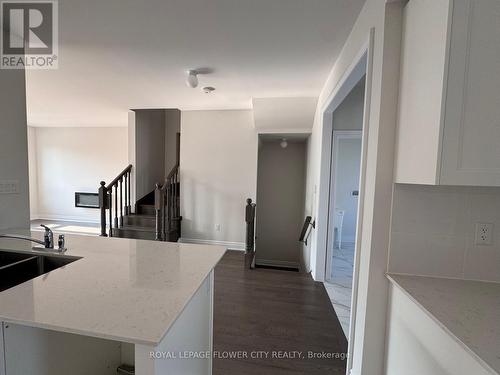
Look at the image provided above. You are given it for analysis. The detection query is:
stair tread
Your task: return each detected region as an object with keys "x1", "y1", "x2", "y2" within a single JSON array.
[
  {"x1": 114, "y1": 225, "x2": 156, "y2": 232},
  {"x1": 126, "y1": 214, "x2": 155, "y2": 218}
]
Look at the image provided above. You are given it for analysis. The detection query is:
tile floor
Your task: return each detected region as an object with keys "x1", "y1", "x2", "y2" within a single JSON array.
[{"x1": 324, "y1": 243, "x2": 355, "y2": 338}]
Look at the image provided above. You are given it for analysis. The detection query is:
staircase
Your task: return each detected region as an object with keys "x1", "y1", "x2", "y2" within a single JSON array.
[
  {"x1": 113, "y1": 202, "x2": 157, "y2": 240},
  {"x1": 98, "y1": 164, "x2": 181, "y2": 242}
]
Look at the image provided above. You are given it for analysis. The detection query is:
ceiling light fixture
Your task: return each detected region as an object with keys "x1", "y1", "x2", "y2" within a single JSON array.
[
  {"x1": 280, "y1": 138, "x2": 288, "y2": 149},
  {"x1": 186, "y1": 70, "x2": 199, "y2": 88}
]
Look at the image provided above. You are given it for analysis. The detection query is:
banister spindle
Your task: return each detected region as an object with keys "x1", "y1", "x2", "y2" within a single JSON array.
[
  {"x1": 163, "y1": 185, "x2": 167, "y2": 241},
  {"x1": 119, "y1": 178, "x2": 123, "y2": 227},
  {"x1": 154, "y1": 183, "x2": 162, "y2": 241},
  {"x1": 175, "y1": 171, "x2": 178, "y2": 217},
  {"x1": 124, "y1": 173, "x2": 128, "y2": 215},
  {"x1": 127, "y1": 171, "x2": 131, "y2": 214},
  {"x1": 108, "y1": 189, "x2": 113, "y2": 237},
  {"x1": 114, "y1": 184, "x2": 118, "y2": 228}
]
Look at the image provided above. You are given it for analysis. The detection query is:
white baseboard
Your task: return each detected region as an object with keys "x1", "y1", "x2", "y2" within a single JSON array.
[
  {"x1": 255, "y1": 258, "x2": 300, "y2": 269},
  {"x1": 33, "y1": 214, "x2": 100, "y2": 224},
  {"x1": 179, "y1": 238, "x2": 245, "y2": 251}
]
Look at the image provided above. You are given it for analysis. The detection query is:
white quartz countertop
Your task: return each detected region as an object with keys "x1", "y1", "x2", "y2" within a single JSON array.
[
  {"x1": 0, "y1": 230, "x2": 226, "y2": 346},
  {"x1": 387, "y1": 274, "x2": 500, "y2": 375}
]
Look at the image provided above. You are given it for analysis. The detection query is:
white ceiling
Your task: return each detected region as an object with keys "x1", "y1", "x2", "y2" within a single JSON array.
[{"x1": 26, "y1": 0, "x2": 365, "y2": 127}]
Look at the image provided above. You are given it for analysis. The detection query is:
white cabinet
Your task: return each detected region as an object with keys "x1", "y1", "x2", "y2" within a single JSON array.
[{"x1": 395, "y1": 0, "x2": 500, "y2": 186}]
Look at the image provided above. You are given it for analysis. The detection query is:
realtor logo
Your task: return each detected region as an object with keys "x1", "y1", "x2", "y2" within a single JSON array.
[{"x1": 1, "y1": 0, "x2": 58, "y2": 69}]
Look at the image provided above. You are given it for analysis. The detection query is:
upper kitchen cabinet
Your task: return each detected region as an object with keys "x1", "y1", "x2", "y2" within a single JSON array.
[{"x1": 395, "y1": 0, "x2": 500, "y2": 186}]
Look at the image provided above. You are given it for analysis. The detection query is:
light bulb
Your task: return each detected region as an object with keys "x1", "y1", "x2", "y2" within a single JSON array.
[{"x1": 280, "y1": 138, "x2": 288, "y2": 148}]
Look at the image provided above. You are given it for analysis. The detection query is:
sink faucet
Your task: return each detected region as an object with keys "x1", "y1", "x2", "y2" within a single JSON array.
[
  {"x1": 0, "y1": 224, "x2": 66, "y2": 252},
  {"x1": 40, "y1": 224, "x2": 54, "y2": 248}
]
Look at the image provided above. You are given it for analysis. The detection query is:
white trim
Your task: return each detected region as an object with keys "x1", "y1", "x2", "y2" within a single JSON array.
[
  {"x1": 254, "y1": 258, "x2": 300, "y2": 269},
  {"x1": 179, "y1": 238, "x2": 245, "y2": 251},
  {"x1": 315, "y1": 29, "x2": 375, "y2": 375},
  {"x1": 348, "y1": 30, "x2": 374, "y2": 373},
  {"x1": 0, "y1": 323, "x2": 5, "y2": 375},
  {"x1": 256, "y1": 128, "x2": 312, "y2": 135},
  {"x1": 33, "y1": 214, "x2": 100, "y2": 224}
]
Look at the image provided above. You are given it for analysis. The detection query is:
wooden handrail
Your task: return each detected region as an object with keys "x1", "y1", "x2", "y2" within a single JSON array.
[
  {"x1": 99, "y1": 164, "x2": 133, "y2": 237},
  {"x1": 157, "y1": 163, "x2": 180, "y2": 194},
  {"x1": 106, "y1": 164, "x2": 132, "y2": 190},
  {"x1": 154, "y1": 164, "x2": 181, "y2": 241}
]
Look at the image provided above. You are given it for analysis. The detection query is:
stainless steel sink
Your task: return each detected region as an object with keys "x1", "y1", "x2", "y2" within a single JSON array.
[
  {"x1": 0, "y1": 251, "x2": 80, "y2": 292},
  {"x1": 0, "y1": 251, "x2": 36, "y2": 269}
]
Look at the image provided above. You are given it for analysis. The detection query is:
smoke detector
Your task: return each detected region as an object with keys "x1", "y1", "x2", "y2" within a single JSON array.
[{"x1": 202, "y1": 86, "x2": 216, "y2": 94}]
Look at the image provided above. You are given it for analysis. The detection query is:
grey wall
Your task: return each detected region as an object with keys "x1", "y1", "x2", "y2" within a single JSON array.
[
  {"x1": 164, "y1": 109, "x2": 180, "y2": 175},
  {"x1": 256, "y1": 139, "x2": 307, "y2": 268},
  {"x1": 0, "y1": 63, "x2": 30, "y2": 229},
  {"x1": 134, "y1": 110, "x2": 165, "y2": 200},
  {"x1": 333, "y1": 77, "x2": 365, "y2": 131},
  {"x1": 133, "y1": 109, "x2": 180, "y2": 201}
]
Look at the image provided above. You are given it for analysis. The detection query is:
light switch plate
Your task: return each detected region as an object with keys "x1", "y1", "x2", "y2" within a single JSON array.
[{"x1": 0, "y1": 180, "x2": 20, "y2": 194}]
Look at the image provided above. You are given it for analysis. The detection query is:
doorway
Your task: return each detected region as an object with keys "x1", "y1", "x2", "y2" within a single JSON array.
[
  {"x1": 314, "y1": 39, "x2": 372, "y2": 371},
  {"x1": 325, "y1": 130, "x2": 362, "y2": 338},
  {"x1": 324, "y1": 76, "x2": 365, "y2": 338},
  {"x1": 255, "y1": 134, "x2": 309, "y2": 271}
]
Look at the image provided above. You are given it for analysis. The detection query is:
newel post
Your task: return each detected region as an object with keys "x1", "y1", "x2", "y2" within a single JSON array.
[
  {"x1": 98, "y1": 181, "x2": 108, "y2": 237},
  {"x1": 245, "y1": 198, "x2": 256, "y2": 269}
]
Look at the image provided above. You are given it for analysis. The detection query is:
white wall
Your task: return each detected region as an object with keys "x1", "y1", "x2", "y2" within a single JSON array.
[
  {"x1": 30, "y1": 127, "x2": 128, "y2": 222},
  {"x1": 255, "y1": 140, "x2": 306, "y2": 268},
  {"x1": 389, "y1": 184, "x2": 500, "y2": 283},
  {"x1": 28, "y1": 127, "x2": 39, "y2": 219},
  {"x1": 0, "y1": 66, "x2": 30, "y2": 230},
  {"x1": 252, "y1": 97, "x2": 317, "y2": 132},
  {"x1": 180, "y1": 110, "x2": 258, "y2": 248},
  {"x1": 303, "y1": 1, "x2": 404, "y2": 374}
]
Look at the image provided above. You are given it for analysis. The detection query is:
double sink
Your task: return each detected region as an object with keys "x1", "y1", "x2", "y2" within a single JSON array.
[{"x1": 0, "y1": 251, "x2": 79, "y2": 292}]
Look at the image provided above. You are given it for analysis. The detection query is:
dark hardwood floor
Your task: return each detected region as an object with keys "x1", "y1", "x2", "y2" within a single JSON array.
[{"x1": 213, "y1": 251, "x2": 348, "y2": 375}]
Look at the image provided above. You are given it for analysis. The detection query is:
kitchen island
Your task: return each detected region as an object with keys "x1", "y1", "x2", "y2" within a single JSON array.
[{"x1": 0, "y1": 230, "x2": 226, "y2": 375}]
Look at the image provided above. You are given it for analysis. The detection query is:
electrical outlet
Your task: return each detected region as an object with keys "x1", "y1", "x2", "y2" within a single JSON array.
[
  {"x1": 0, "y1": 180, "x2": 19, "y2": 194},
  {"x1": 215, "y1": 224, "x2": 221, "y2": 232},
  {"x1": 475, "y1": 223, "x2": 493, "y2": 246}
]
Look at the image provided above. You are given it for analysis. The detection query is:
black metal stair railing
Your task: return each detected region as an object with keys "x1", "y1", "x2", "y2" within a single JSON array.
[
  {"x1": 154, "y1": 163, "x2": 181, "y2": 241},
  {"x1": 98, "y1": 164, "x2": 132, "y2": 237}
]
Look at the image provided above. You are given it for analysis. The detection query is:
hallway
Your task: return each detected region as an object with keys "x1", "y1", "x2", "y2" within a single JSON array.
[{"x1": 213, "y1": 251, "x2": 347, "y2": 375}]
